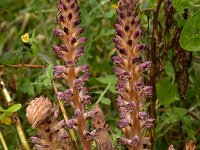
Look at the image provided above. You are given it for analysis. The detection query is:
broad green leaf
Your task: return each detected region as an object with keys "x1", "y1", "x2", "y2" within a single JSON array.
[
  {"x1": 180, "y1": 9, "x2": 200, "y2": 51},
  {"x1": 101, "y1": 97, "x2": 111, "y2": 105},
  {"x1": 156, "y1": 77, "x2": 179, "y2": 105},
  {"x1": 96, "y1": 75, "x2": 117, "y2": 84},
  {"x1": 164, "y1": 61, "x2": 175, "y2": 81},
  {"x1": 6, "y1": 104, "x2": 22, "y2": 113}
]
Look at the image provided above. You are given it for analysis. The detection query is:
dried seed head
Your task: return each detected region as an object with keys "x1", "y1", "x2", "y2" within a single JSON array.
[{"x1": 26, "y1": 96, "x2": 53, "y2": 128}]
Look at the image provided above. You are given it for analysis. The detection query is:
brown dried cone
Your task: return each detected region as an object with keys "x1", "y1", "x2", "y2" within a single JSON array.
[
  {"x1": 91, "y1": 105, "x2": 115, "y2": 150},
  {"x1": 26, "y1": 96, "x2": 71, "y2": 150}
]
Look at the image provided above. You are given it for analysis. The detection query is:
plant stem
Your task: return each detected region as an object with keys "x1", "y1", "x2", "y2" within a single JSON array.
[
  {"x1": 52, "y1": 80, "x2": 79, "y2": 150},
  {"x1": 0, "y1": 131, "x2": 8, "y2": 150},
  {"x1": 95, "y1": 83, "x2": 111, "y2": 105},
  {"x1": 0, "y1": 80, "x2": 30, "y2": 150},
  {"x1": 0, "y1": 64, "x2": 45, "y2": 68},
  {"x1": 150, "y1": 0, "x2": 163, "y2": 149}
]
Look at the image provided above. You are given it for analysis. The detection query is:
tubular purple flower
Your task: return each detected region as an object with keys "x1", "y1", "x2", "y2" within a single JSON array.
[
  {"x1": 74, "y1": 109, "x2": 82, "y2": 118},
  {"x1": 142, "y1": 86, "x2": 152, "y2": 96},
  {"x1": 113, "y1": 0, "x2": 154, "y2": 149},
  {"x1": 138, "y1": 61, "x2": 152, "y2": 72},
  {"x1": 112, "y1": 56, "x2": 123, "y2": 64},
  {"x1": 118, "y1": 118, "x2": 129, "y2": 129},
  {"x1": 53, "y1": 29, "x2": 64, "y2": 38},
  {"x1": 53, "y1": 65, "x2": 66, "y2": 78},
  {"x1": 65, "y1": 119, "x2": 76, "y2": 129}
]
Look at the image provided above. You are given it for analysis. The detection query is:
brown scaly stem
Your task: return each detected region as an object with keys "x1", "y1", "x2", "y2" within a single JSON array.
[
  {"x1": 113, "y1": 0, "x2": 154, "y2": 149},
  {"x1": 0, "y1": 80, "x2": 30, "y2": 150},
  {"x1": 150, "y1": 0, "x2": 163, "y2": 149}
]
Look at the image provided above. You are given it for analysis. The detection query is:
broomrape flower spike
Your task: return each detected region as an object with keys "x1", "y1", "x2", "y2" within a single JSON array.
[
  {"x1": 53, "y1": 0, "x2": 93, "y2": 149},
  {"x1": 113, "y1": 0, "x2": 154, "y2": 149}
]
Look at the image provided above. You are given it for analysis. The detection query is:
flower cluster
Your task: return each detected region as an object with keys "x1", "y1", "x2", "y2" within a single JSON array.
[
  {"x1": 52, "y1": 0, "x2": 98, "y2": 149},
  {"x1": 26, "y1": 96, "x2": 71, "y2": 150},
  {"x1": 113, "y1": 0, "x2": 154, "y2": 149}
]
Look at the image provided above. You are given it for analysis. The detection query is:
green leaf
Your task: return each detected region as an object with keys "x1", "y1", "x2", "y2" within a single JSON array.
[
  {"x1": 101, "y1": 97, "x2": 111, "y2": 105},
  {"x1": 96, "y1": 75, "x2": 117, "y2": 84},
  {"x1": 172, "y1": 0, "x2": 188, "y2": 14},
  {"x1": 164, "y1": 61, "x2": 175, "y2": 81},
  {"x1": 156, "y1": 77, "x2": 180, "y2": 105},
  {"x1": 20, "y1": 78, "x2": 35, "y2": 96},
  {"x1": 180, "y1": 9, "x2": 200, "y2": 51},
  {"x1": 0, "y1": 106, "x2": 6, "y2": 112},
  {"x1": 6, "y1": 104, "x2": 22, "y2": 113}
]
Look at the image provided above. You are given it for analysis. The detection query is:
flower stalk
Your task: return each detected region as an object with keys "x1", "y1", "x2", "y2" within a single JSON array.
[
  {"x1": 52, "y1": 0, "x2": 94, "y2": 149},
  {"x1": 113, "y1": 0, "x2": 154, "y2": 149},
  {"x1": 0, "y1": 131, "x2": 8, "y2": 150}
]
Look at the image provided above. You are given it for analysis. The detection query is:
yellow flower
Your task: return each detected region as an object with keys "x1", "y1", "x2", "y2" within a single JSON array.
[
  {"x1": 112, "y1": 4, "x2": 118, "y2": 9},
  {"x1": 21, "y1": 33, "x2": 30, "y2": 43},
  {"x1": 0, "y1": 117, "x2": 12, "y2": 125}
]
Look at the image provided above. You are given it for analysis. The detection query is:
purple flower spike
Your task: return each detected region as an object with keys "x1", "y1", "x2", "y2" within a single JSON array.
[
  {"x1": 116, "y1": 97, "x2": 125, "y2": 107},
  {"x1": 136, "y1": 44, "x2": 147, "y2": 53},
  {"x1": 55, "y1": 89, "x2": 73, "y2": 102},
  {"x1": 112, "y1": 56, "x2": 123, "y2": 64},
  {"x1": 80, "y1": 72, "x2": 90, "y2": 82},
  {"x1": 78, "y1": 37, "x2": 87, "y2": 44},
  {"x1": 65, "y1": 119, "x2": 76, "y2": 129},
  {"x1": 118, "y1": 137, "x2": 131, "y2": 146},
  {"x1": 58, "y1": 129, "x2": 69, "y2": 141},
  {"x1": 75, "y1": 46, "x2": 84, "y2": 58},
  {"x1": 118, "y1": 118, "x2": 129, "y2": 129},
  {"x1": 126, "y1": 102, "x2": 135, "y2": 112},
  {"x1": 52, "y1": 120, "x2": 66, "y2": 132},
  {"x1": 31, "y1": 136, "x2": 41, "y2": 143},
  {"x1": 142, "y1": 86, "x2": 152, "y2": 96},
  {"x1": 53, "y1": 65, "x2": 66, "y2": 78},
  {"x1": 53, "y1": 29, "x2": 63, "y2": 38},
  {"x1": 113, "y1": 67, "x2": 125, "y2": 76},
  {"x1": 118, "y1": 107, "x2": 127, "y2": 119},
  {"x1": 130, "y1": 136, "x2": 140, "y2": 148},
  {"x1": 145, "y1": 118, "x2": 155, "y2": 128},
  {"x1": 139, "y1": 112, "x2": 148, "y2": 120},
  {"x1": 139, "y1": 61, "x2": 152, "y2": 72},
  {"x1": 52, "y1": 45, "x2": 61, "y2": 55},
  {"x1": 74, "y1": 109, "x2": 82, "y2": 118},
  {"x1": 77, "y1": 64, "x2": 89, "y2": 73},
  {"x1": 81, "y1": 95, "x2": 91, "y2": 105},
  {"x1": 86, "y1": 110, "x2": 98, "y2": 118}
]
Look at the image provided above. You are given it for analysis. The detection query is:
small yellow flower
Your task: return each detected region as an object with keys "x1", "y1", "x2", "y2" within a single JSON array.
[
  {"x1": 112, "y1": 4, "x2": 119, "y2": 9},
  {"x1": 0, "y1": 117, "x2": 12, "y2": 125},
  {"x1": 21, "y1": 33, "x2": 30, "y2": 43}
]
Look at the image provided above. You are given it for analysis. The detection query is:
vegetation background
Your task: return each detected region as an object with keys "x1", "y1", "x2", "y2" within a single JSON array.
[{"x1": 0, "y1": 0, "x2": 200, "y2": 149}]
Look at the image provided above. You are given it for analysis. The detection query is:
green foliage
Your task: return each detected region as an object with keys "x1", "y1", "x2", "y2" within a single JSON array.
[
  {"x1": 180, "y1": 9, "x2": 200, "y2": 51},
  {"x1": 156, "y1": 77, "x2": 180, "y2": 105}
]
